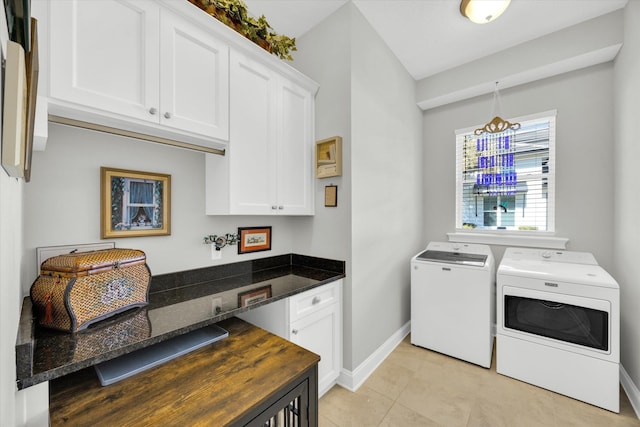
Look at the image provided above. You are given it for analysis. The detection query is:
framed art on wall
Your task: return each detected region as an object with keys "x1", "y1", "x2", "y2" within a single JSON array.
[
  {"x1": 315, "y1": 136, "x2": 342, "y2": 178},
  {"x1": 237, "y1": 226, "x2": 272, "y2": 254},
  {"x1": 1, "y1": 40, "x2": 27, "y2": 178},
  {"x1": 324, "y1": 185, "x2": 338, "y2": 207},
  {"x1": 23, "y1": 17, "x2": 38, "y2": 182},
  {"x1": 1, "y1": 17, "x2": 39, "y2": 181},
  {"x1": 101, "y1": 167, "x2": 171, "y2": 238}
]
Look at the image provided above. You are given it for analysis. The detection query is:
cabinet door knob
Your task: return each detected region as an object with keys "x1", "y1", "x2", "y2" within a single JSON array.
[
  {"x1": 278, "y1": 206, "x2": 284, "y2": 210},
  {"x1": 291, "y1": 329, "x2": 298, "y2": 335},
  {"x1": 271, "y1": 205, "x2": 277, "y2": 210},
  {"x1": 164, "y1": 112, "x2": 172, "y2": 119},
  {"x1": 148, "y1": 107, "x2": 157, "y2": 115},
  {"x1": 312, "y1": 296, "x2": 321, "y2": 305}
]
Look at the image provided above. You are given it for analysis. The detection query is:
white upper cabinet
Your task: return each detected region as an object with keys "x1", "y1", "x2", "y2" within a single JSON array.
[
  {"x1": 46, "y1": 0, "x2": 229, "y2": 149},
  {"x1": 206, "y1": 50, "x2": 316, "y2": 215},
  {"x1": 34, "y1": 0, "x2": 318, "y2": 204}
]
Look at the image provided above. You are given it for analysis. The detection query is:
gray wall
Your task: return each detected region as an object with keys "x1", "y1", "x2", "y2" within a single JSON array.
[
  {"x1": 290, "y1": 4, "x2": 354, "y2": 366},
  {"x1": 423, "y1": 63, "x2": 615, "y2": 272},
  {"x1": 22, "y1": 124, "x2": 297, "y2": 292},
  {"x1": 0, "y1": 3, "x2": 27, "y2": 420},
  {"x1": 416, "y1": 10, "x2": 623, "y2": 111},
  {"x1": 349, "y1": 7, "x2": 423, "y2": 369},
  {"x1": 293, "y1": 3, "x2": 423, "y2": 371},
  {"x1": 614, "y1": 0, "x2": 640, "y2": 395},
  {"x1": 0, "y1": 154, "x2": 25, "y2": 424}
]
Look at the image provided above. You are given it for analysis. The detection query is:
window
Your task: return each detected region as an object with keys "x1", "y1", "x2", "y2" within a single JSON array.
[
  {"x1": 121, "y1": 179, "x2": 161, "y2": 229},
  {"x1": 455, "y1": 111, "x2": 555, "y2": 233}
]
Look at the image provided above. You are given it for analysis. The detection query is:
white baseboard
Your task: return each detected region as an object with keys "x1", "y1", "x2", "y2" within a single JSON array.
[
  {"x1": 620, "y1": 364, "x2": 640, "y2": 419},
  {"x1": 337, "y1": 321, "x2": 411, "y2": 392}
]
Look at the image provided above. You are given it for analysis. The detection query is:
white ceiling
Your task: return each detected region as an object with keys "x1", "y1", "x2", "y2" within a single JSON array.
[{"x1": 243, "y1": 0, "x2": 629, "y2": 80}]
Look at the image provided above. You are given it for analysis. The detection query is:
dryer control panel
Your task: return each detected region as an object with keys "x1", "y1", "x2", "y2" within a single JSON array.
[{"x1": 504, "y1": 248, "x2": 597, "y2": 265}]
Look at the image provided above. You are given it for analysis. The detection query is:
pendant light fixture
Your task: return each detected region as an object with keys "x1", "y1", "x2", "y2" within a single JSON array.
[{"x1": 460, "y1": 0, "x2": 511, "y2": 24}]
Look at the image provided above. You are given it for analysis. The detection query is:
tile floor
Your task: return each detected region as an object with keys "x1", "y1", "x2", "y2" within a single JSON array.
[{"x1": 319, "y1": 336, "x2": 640, "y2": 426}]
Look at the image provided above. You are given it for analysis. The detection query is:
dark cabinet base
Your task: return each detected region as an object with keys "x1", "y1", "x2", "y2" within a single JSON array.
[
  {"x1": 49, "y1": 317, "x2": 319, "y2": 426},
  {"x1": 242, "y1": 365, "x2": 317, "y2": 427}
]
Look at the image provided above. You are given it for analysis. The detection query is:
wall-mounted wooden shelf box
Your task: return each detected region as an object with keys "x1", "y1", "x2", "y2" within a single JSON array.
[{"x1": 315, "y1": 136, "x2": 342, "y2": 178}]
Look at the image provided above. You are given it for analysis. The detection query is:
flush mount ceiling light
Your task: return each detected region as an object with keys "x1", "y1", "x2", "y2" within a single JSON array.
[{"x1": 460, "y1": 0, "x2": 511, "y2": 24}]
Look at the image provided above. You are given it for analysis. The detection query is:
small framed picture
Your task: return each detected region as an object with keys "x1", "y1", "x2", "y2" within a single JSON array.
[
  {"x1": 238, "y1": 284, "x2": 272, "y2": 308},
  {"x1": 315, "y1": 136, "x2": 342, "y2": 178},
  {"x1": 325, "y1": 185, "x2": 338, "y2": 207},
  {"x1": 238, "y1": 226, "x2": 272, "y2": 254},
  {"x1": 101, "y1": 167, "x2": 171, "y2": 238}
]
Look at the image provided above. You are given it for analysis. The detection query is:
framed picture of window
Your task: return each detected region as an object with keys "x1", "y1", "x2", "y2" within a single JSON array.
[{"x1": 100, "y1": 167, "x2": 171, "y2": 238}]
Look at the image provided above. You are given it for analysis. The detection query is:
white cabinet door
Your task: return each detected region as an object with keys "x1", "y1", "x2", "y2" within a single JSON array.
[
  {"x1": 276, "y1": 78, "x2": 314, "y2": 215},
  {"x1": 228, "y1": 50, "x2": 278, "y2": 214},
  {"x1": 290, "y1": 303, "x2": 341, "y2": 397},
  {"x1": 160, "y1": 10, "x2": 229, "y2": 140},
  {"x1": 49, "y1": 0, "x2": 160, "y2": 122},
  {"x1": 289, "y1": 279, "x2": 342, "y2": 396}
]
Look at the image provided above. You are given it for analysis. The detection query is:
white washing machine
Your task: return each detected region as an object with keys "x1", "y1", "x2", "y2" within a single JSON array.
[
  {"x1": 497, "y1": 248, "x2": 620, "y2": 412},
  {"x1": 411, "y1": 242, "x2": 495, "y2": 368}
]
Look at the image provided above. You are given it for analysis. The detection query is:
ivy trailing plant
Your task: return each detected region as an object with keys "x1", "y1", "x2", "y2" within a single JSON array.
[{"x1": 188, "y1": 0, "x2": 297, "y2": 60}]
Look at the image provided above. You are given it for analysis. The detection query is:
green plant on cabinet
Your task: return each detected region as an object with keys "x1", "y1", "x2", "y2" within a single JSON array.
[{"x1": 188, "y1": 0, "x2": 297, "y2": 60}]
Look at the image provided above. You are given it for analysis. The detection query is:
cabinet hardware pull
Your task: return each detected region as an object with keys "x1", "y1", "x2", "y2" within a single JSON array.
[
  {"x1": 278, "y1": 206, "x2": 284, "y2": 210},
  {"x1": 291, "y1": 329, "x2": 298, "y2": 335},
  {"x1": 271, "y1": 205, "x2": 277, "y2": 210},
  {"x1": 312, "y1": 296, "x2": 321, "y2": 305},
  {"x1": 148, "y1": 107, "x2": 157, "y2": 115},
  {"x1": 164, "y1": 112, "x2": 172, "y2": 119}
]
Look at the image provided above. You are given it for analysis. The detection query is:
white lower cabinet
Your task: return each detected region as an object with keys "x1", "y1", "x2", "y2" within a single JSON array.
[{"x1": 237, "y1": 279, "x2": 342, "y2": 397}]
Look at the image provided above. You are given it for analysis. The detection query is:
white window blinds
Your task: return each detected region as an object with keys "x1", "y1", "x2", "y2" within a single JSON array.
[{"x1": 455, "y1": 111, "x2": 556, "y2": 232}]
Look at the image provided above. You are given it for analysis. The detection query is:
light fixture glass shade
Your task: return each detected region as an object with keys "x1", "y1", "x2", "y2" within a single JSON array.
[{"x1": 460, "y1": 0, "x2": 511, "y2": 24}]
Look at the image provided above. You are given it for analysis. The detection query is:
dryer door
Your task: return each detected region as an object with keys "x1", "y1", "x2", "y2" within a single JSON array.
[{"x1": 502, "y1": 286, "x2": 610, "y2": 353}]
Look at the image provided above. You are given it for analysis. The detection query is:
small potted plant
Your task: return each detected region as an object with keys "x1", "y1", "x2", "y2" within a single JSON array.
[{"x1": 188, "y1": 0, "x2": 297, "y2": 60}]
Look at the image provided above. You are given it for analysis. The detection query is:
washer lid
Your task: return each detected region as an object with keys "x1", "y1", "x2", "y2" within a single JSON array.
[{"x1": 416, "y1": 250, "x2": 487, "y2": 267}]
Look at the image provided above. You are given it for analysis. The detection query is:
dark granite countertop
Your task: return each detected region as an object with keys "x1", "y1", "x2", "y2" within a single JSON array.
[{"x1": 16, "y1": 253, "x2": 345, "y2": 389}]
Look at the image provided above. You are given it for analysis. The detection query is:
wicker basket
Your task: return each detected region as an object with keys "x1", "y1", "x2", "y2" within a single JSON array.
[{"x1": 30, "y1": 248, "x2": 151, "y2": 332}]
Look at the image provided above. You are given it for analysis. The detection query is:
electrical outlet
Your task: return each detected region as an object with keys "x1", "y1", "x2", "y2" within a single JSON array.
[
  {"x1": 211, "y1": 297, "x2": 222, "y2": 316},
  {"x1": 211, "y1": 244, "x2": 222, "y2": 260}
]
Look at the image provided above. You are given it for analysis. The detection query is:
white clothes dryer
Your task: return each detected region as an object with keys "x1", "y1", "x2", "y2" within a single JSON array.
[
  {"x1": 497, "y1": 248, "x2": 620, "y2": 412},
  {"x1": 411, "y1": 242, "x2": 495, "y2": 368}
]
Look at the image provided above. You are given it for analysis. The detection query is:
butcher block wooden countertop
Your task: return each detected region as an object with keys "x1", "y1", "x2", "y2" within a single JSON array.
[{"x1": 49, "y1": 317, "x2": 320, "y2": 426}]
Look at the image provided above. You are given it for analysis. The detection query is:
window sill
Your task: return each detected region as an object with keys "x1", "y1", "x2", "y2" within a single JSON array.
[{"x1": 447, "y1": 232, "x2": 568, "y2": 249}]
